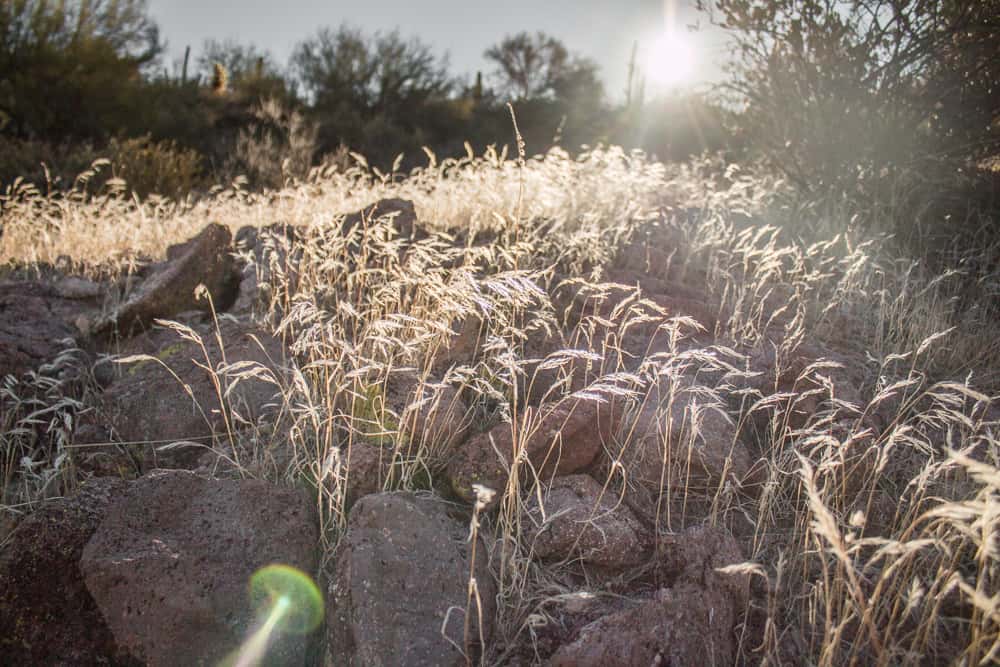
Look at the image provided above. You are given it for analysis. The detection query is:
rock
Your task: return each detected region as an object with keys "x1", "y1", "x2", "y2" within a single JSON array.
[
  {"x1": 231, "y1": 223, "x2": 301, "y2": 316},
  {"x1": 613, "y1": 219, "x2": 702, "y2": 285},
  {"x1": 524, "y1": 474, "x2": 650, "y2": 569},
  {"x1": 550, "y1": 525, "x2": 748, "y2": 666},
  {"x1": 448, "y1": 394, "x2": 619, "y2": 505},
  {"x1": 54, "y1": 275, "x2": 104, "y2": 300},
  {"x1": 340, "y1": 198, "x2": 421, "y2": 240},
  {"x1": 344, "y1": 371, "x2": 470, "y2": 459},
  {"x1": 553, "y1": 275, "x2": 718, "y2": 370},
  {"x1": 655, "y1": 524, "x2": 750, "y2": 600},
  {"x1": 80, "y1": 470, "x2": 319, "y2": 667},
  {"x1": 95, "y1": 223, "x2": 239, "y2": 337},
  {"x1": 548, "y1": 583, "x2": 739, "y2": 666},
  {"x1": 336, "y1": 440, "x2": 392, "y2": 509},
  {"x1": 616, "y1": 375, "x2": 752, "y2": 493},
  {"x1": 743, "y1": 341, "x2": 869, "y2": 430},
  {"x1": 328, "y1": 492, "x2": 495, "y2": 666},
  {"x1": 0, "y1": 280, "x2": 99, "y2": 379},
  {"x1": 0, "y1": 477, "x2": 134, "y2": 665},
  {"x1": 386, "y1": 372, "x2": 470, "y2": 461},
  {"x1": 432, "y1": 315, "x2": 485, "y2": 372},
  {"x1": 100, "y1": 319, "x2": 290, "y2": 470}
]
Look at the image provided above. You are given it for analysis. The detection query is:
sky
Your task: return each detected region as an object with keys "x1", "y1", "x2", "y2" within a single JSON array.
[{"x1": 147, "y1": 0, "x2": 728, "y2": 99}]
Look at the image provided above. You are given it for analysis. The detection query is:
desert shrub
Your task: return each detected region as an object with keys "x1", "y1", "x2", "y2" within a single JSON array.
[
  {"x1": 697, "y1": 0, "x2": 1000, "y2": 250},
  {"x1": 0, "y1": 0, "x2": 162, "y2": 142},
  {"x1": 106, "y1": 135, "x2": 204, "y2": 199},
  {"x1": 227, "y1": 99, "x2": 319, "y2": 189},
  {"x1": 0, "y1": 136, "x2": 101, "y2": 192}
]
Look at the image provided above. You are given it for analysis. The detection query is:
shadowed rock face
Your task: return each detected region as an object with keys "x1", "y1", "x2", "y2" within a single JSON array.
[
  {"x1": 80, "y1": 470, "x2": 319, "y2": 667},
  {"x1": 94, "y1": 223, "x2": 239, "y2": 338},
  {"x1": 615, "y1": 376, "x2": 753, "y2": 494},
  {"x1": 448, "y1": 394, "x2": 620, "y2": 505},
  {"x1": 524, "y1": 474, "x2": 652, "y2": 569},
  {"x1": 231, "y1": 223, "x2": 302, "y2": 316},
  {"x1": 340, "y1": 198, "x2": 420, "y2": 240},
  {"x1": 99, "y1": 319, "x2": 290, "y2": 470},
  {"x1": 328, "y1": 492, "x2": 495, "y2": 667},
  {"x1": 0, "y1": 477, "x2": 136, "y2": 666},
  {"x1": 549, "y1": 525, "x2": 749, "y2": 666},
  {"x1": 0, "y1": 280, "x2": 100, "y2": 379}
]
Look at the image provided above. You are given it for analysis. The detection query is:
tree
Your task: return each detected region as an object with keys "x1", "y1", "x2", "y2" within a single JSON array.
[
  {"x1": 0, "y1": 0, "x2": 162, "y2": 139},
  {"x1": 291, "y1": 25, "x2": 451, "y2": 117},
  {"x1": 484, "y1": 31, "x2": 602, "y2": 102},
  {"x1": 290, "y1": 24, "x2": 454, "y2": 162},
  {"x1": 696, "y1": 0, "x2": 1000, "y2": 210}
]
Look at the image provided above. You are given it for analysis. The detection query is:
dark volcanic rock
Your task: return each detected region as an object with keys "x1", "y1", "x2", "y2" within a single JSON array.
[
  {"x1": 550, "y1": 525, "x2": 749, "y2": 666},
  {"x1": 615, "y1": 375, "x2": 752, "y2": 494},
  {"x1": 328, "y1": 492, "x2": 495, "y2": 666},
  {"x1": 340, "y1": 198, "x2": 420, "y2": 240},
  {"x1": 100, "y1": 319, "x2": 290, "y2": 470},
  {"x1": 231, "y1": 223, "x2": 302, "y2": 316},
  {"x1": 95, "y1": 223, "x2": 239, "y2": 337},
  {"x1": 0, "y1": 477, "x2": 134, "y2": 665},
  {"x1": 80, "y1": 470, "x2": 319, "y2": 667},
  {"x1": 524, "y1": 474, "x2": 650, "y2": 570},
  {"x1": 448, "y1": 394, "x2": 619, "y2": 505},
  {"x1": 0, "y1": 280, "x2": 99, "y2": 379}
]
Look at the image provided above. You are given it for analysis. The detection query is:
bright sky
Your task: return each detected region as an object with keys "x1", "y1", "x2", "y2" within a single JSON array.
[{"x1": 147, "y1": 0, "x2": 726, "y2": 99}]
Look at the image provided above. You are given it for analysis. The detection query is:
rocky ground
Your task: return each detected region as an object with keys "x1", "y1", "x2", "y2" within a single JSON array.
[{"x1": 1, "y1": 195, "x2": 995, "y2": 665}]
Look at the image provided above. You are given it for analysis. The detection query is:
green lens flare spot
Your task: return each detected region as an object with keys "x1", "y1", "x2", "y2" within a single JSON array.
[{"x1": 248, "y1": 564, "x2": 324, "y2": 635}]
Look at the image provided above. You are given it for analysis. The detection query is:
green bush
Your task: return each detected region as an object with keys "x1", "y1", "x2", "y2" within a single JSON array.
[{"x1": 107, "y1": 135, "x2": 204, "y2": 199}]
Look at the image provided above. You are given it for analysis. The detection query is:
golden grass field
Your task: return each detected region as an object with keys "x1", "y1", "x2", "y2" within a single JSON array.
[{"x1": 2, "y1": 144, "x2": 998, "y2": 665}]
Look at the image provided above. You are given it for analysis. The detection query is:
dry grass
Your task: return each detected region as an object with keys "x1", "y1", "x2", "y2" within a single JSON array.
[{"x1": 1, "y1": 145, "x2": 998, "y2": 665}]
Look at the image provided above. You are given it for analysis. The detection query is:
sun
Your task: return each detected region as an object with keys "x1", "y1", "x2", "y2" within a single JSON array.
[{"x1": 645, "y1": 31, "x2": 696, "y2": 88}]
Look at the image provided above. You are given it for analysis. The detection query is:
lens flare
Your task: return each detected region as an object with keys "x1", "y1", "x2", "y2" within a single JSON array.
[
  {"x1": 248, "y1": 564, "x2": 324, "y2": 635},
  {"x1": 218, "y1": 564, "x2": 324, "y2": 667}
]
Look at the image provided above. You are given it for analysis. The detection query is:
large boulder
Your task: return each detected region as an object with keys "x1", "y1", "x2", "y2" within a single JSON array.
[
  {"x1": 328, "y1": 492, "x2": 495, "y2": 666},
  {"x1": 524, "y1": 474, "x2": 650, "y2": 570},
  {"x1": 94, "y1": 223, "x2": 239, "y2": 337},
  {"x1": 0, "y1": 280, "x2": 100, "y2": 379},
  {"x1": 0, "y1": 477, "x2": 133, "y2": 665},
  {"x1": 99, "y1": 319, "x2": 291, "y2": 470},
  {"x1": 448, "y1": 394, "x2": 619, "y2": 505},
  {"x1": 80, "y1": 470, "x2": 319, "y2": 667},
  {"x1": 550, "y1": 525, "x2": 748, "y2": 666}
]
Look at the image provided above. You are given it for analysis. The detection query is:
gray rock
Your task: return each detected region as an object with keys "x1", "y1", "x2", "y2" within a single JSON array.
[
  {"x1": 328, "y1": 492, "x2": 495, "y2": 666},
  {"x1": 95, "y1": 223, "x2": 239, "y2": 337},
  {"x1": 100, "y1": 319, "x2": 290, "y2": 470},
  {"x1": 0, "y1": 477, "x2": 134, "y2": 665},
  {"x1": 0, "y1": 280, "x2": 98, "y2": 379},
  {"x1": 524, "y1": 474, "x2": 650, "y2": 569},
  {"x1": 550, "y1": 525, "x2": 749, "y2": 666},
  {"x1": 448, "y1": 394, "x2": 619, "y2": 506},
  {"x1": 231, "y1": 223, "x2": 301, "y2": 316},
  {"x1": 81, "y1": 470, "x2": 319, "y2": 667}
]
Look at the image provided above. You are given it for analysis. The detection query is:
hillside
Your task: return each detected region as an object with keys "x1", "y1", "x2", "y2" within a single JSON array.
[{"x1": 1, "y1": 146, "x2": 998, "y2": 665}]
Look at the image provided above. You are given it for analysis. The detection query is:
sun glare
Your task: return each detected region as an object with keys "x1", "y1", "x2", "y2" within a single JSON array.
[{"x1": 645, "y1": 31, "x2": 696, "y2": 88}]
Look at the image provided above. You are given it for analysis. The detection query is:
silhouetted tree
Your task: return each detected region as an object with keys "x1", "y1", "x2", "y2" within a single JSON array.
[
  {"x1": 697, "y1": 0, "x2": 1000, "y2": 204},
  {"x1": 484, "y1": 31, "x2": 602, "y2": 103},
  {"x1": 292, "y1": 25, "x2": 451, "y2": 117},
  {"x1": 0, "y1": 0, "x2": 162, "y2": 139}
]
